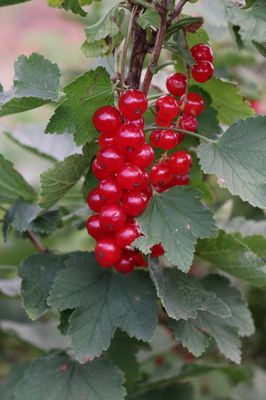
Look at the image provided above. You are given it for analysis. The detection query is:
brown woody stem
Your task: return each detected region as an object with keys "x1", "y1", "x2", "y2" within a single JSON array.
[{"x1": 26, "y1": 230, "x2": 48, "y2": 254}]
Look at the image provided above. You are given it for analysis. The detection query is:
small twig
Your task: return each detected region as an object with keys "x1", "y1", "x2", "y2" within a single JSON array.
[
  {"x1": 170, "y1": 0, "x2": 189, "y2": 20},
  {"x1": 26, "y1": 230, "x2": 48, "y2": 254},
  {"x1": 145, "y1": 125, "x2": 217, "y2": 144}
]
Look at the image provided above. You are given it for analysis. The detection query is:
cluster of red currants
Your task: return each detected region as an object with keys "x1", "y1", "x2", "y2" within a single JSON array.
[{"x1": 190, "y1": 43, "x2": 214, "y2": 83}]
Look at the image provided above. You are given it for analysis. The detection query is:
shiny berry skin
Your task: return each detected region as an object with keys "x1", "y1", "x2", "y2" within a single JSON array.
[
  {"x1": 192, "y1": 61, "x2": 214, "y2": 83},
  {"x1": 168, "y1": 150, "x2": 192, "y2": 175},
  {"x1": 122, "y1": 190, "x2": 148, "y2": 216},
  {"x1": 117, "y1": 163, "x2": 144, "y2": 190},
  {"x1": 166, "y1": 72, "x2": 187, "y2": 97},
  {"x1": 115, "y1": 223, "x2": 140, "y2": 248},
  {"x1": 142, "y1": 183, "x2": 153, "y2": 200},
  {"x1": 115, "y1": 123, "x2": 145, "y2": 155},
  {"x1": 130, "y1": 144, "x2": 155, "y2": 169},
  {"x1": 155, "y1": 116, "x2": 172, "y2": 127},
  {"x1": 86, "y1": 214, "x2": 106, "y2": 240},
  {"x1": 179, "y1": 114, "x2": 198, "y2": 132},
  {"x1": 99, "y1": 133, "x2": 114, "y2": 148},
  {"x1": 97, "y1": 146, "x2": 125, "y2": 172},
  {"x1": 150, "y1": 130, "x2": 163, "y2": 148},
  {"x1": 115, "y1": 255, "x2": 135, "y2": 274},
  {"x1": 119, "y1": 89, "x2": 148, "y2": 121},
  {"x1": 160, "y1": 130, "x2": 179, "y2": 150},
  {"x1": 133, "y1": 251, "x2": 148, "y2": 267},
  {"x1": 151, "y1": 243, "x2": 165, "y2": 257},
  {"x1": 191, "y1": 44, "x2": 213, "y2": 63},
  {"x1": 99, "y1": 204, "x2": 126, "y2": 231},
  {"x1": 149, "y1": 163, "x2": 172, "y2": 187},
  {"x1": 98, "y1": 178, "x2": 123, "y2": 204},
  {"x1": 93, "y1": 106, "x2": 122, "y2": 136},
  {"x1": 92, "y1": 159, "x2": 112, "y2": 180},
  {"x1": 131, "y1": 116, "x2": 145, "y2": 129},
  {"x1": 139, "y1": 170, "x2": 149, "y2": 191},
  {"x1": 155, "y1": 95, "x2": 180, "y2": 120},
  {"x1": 95, "y1": 237, "x2": 122, "y2": 267},
  {"x1": 170, "y1": 173, "x2": 190, "y2": 186},
  {"x1": 87, "y1": 188, "x2": 105, "y2": 212},
  {"x1": 183, "y1": 92, "x2": 205, "y2": 116}
]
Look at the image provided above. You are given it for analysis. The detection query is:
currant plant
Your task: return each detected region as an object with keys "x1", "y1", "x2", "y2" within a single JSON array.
[{"x1": 1, "y1": 0, "x2": 266, "y2": 399}]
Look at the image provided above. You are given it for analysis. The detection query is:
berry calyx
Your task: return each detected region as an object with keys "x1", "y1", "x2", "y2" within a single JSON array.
[
  {"x1": 130, "y1": 144, "x2": 155, "y2": 168},
  {"x1": 117, "y1": 163, "x2": 145, "y2": 190},
  {"x1": 192, "y1": 61, "x2": 214, "y2": 83},
  {"x1": 119, "y1": 89, "x2": 148, "y2": 121},
  {"x1": 93, "y1": 106, "x2": 122, "y2": 136},
  {"x1": 99, "y1": 204, "x2": 126, "y2": 231},
  {"x1": 155, "y1": 95, "x2": 180, "y2": 120},
  {"x1": 168, "y1": 150, "x2": 192, "y2": 175},
  {"x1": 98, "y1": 178, "x2": 123, "y2": 204},
  {"x1": 150, "y1": 163, "x2": 172, "y2": 187},
  {"x1": 191, "y1": 43, "x2": 213, "y2": 63},
  {"x1": 86, "y1": 214, "x2": 107, "y2": 240},
  {"x1": 95, "y1": 237, "x2": 122, "y2": 267},
  {"x1": 97, "y1": 146, "x2": 125, "y2": 172},
  {"x1": 87, "y1": 188, "x2": 105, "y2": 212},
  {"x1": 122, "y1": 190, "x2": 148, "y2": 216},
  {"x1": 166, "y1": 72, "x2": 187, "y2": 97},
  {"x1": 115, "y1": 222, "x2": 140, "y2": 248},
  {"x1": 115, "y1": 123, "x2": 145, "y2": 155},
  {"x1": 182, "y1": 92, "x2": 205, "y2": 116},
  {"x1": 179, "y1": 114, "x2": 198, "y2": 132}
]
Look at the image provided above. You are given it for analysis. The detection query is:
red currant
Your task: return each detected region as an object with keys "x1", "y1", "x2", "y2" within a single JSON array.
[
  {"x1": 166, "y1": 72, "x2": 187, "y2": 97},
  {"x1": 131, "y1": 116, "x2": 145, "y2": 129},
  {"x1": 99, "y1": 133, "x2": 114, "y2": 148},
  {"x1": 95, "y1": 237, "x2": 122, "y2": 267},
  {"x1": 117, "y1": 163, "x2": 145, "y2": 190},
  {"x1": 179, "y1": 114, "x2": 198, "y2": 132},
  {"x1": 191, "y1": 44, "x2": 213, "y2": 63},
  {"x1": 170, "y1": 173, "x2": 190, "y2": 186},
  {"x1": 149, "y1": 163, "x2": 172, "y2": 186},
  {"x1": 142, "y1": 183, "x2": 153, "y2": 200},
  {"x1": 87, "y1": 188, "x2": 105, "y2": 212},
  {"x1": 133, "y1": 251, "x2": 148, "y2": 267},
  {"x1": 183, "y1": 93, "x2": 205, "y2": 116},
  {"x1": 159, "y1": 130, "x2": 179, "y2": 150},
  {"x1": 98, "y1": 178, "x2": 123, "y2": 204},
  {"x1": 168, "y1": 150, "x2": 192, "y2": 175},
  {"x1": 130, "y1": 143, "x2": 155, "y2": 168},
  {"x1": 115, "y1": 123, "x2": 145, "y2": 155},
  {"x1": 151, "y1": 243, "x2": 165, "y2": 257},
  {"x1": 86, "y1": 214, "x2": 106, "y2": 240},
  {"x1": 92, "y1": 159, "x2": 112, "y2": 180},
  {"x1": 122, "y1": 190, "x2": 148, "y2": 216},
  {"x1": 93, "y1": 106, "x2": 122, "y2": 136},
  {"x1": 97, "y1": 146, "x2": 125, "y2": 172},
  {"x1": 99, "y1": 204, "x2": 126, "y2": 231},
  {"x1": 115, "y1": 222, "x2": 140, "y2": 248},
  {"x1": 119, "y1": 89, "x2": 148, "y2": 121},
  {"x1": 155, "y1": 95, "x2": 180, "y2": 120},
  {"x1": 115, "y1": 255, "x2": 135, "y2": 274},
  {"x1": 155, "y1": 116, "x2": 172, "y2": 127},
  {"x1": 138, "y1": 170, "x2": 149, "y2": 190},
  {"x1": 192, "y1": 61, "x2": 214, "y2": 83},
  {"x1": 150, "y1": 130, "x2": 163, "y2": 148}
]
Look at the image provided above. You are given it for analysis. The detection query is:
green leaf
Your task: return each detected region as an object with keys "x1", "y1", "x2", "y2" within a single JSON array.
[
  {"x1": 138, "y1": 8, "x2": 160, "y2": 30},
  {"x1": 135, "y1": 383, "x2": 194, "y2": 400},
  {"x1": 38, "y1": 150, "x2": 95, "y2": 209},
  {"x1": 0, "y1": 154, "x2": 36, "y2": 203},
  {"x1": 135, "y1": 186, "x2": 217, "y2": 272},
  {"x1": 61, "y1": 0, "x2": 87, "y2": 16},
  {"x1": 220, "y1": 216, "x2": 266, "y2": 237},
  {"x1": 15, "y1": 354, "x2": 126, "y2": 400},
  {"x1": 0, "y1": 0, "x2": 31, "y2": 6},
  {"x1": 0, "y1": 364, "x2": 25, "y2": 400},
  {"x1": 0, "y1": 53, "x2": 61, "y2": 117},
  {"x1": 19, "y1": 253, "x2": 66, "y2": 320},
  {"x1": 48, "y1": 252, "x2": 157, "y2": 361},
  {"x1": 45, "y1": 67, "x2": 114, "y2": 145},
  {"x1": 149, "y1": 261, "x2": 231, "y2": 321},
  {"x1": 199, "y1": 116, "x2": 266, "y2": 207},
  {"x1": 196, "y1": 106, "x2": 222, "y2": 138},
  {"x1": 253, "y1": 40, "x2": 266, "y2": 57},
  {"x1": 197, "y1": 230, "x2": 266, "y2": 287}
]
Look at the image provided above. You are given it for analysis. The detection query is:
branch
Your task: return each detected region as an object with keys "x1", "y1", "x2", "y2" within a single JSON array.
[
  {"x1": 145, "y1": 125, "x2": 217, "y2": 144},
  {"x1": 26, "y1": 230, "x2": 49, "y2": 254},
  {"x1": 170, "y1": 0, "x2": 189, "y2": 20}
]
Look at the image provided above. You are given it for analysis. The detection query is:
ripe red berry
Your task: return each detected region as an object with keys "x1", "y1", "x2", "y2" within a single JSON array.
[
  {"x1": 99, "y1": 204, "x2": 126, "y2": 231},
  {"x1": 155, "y1": 95, "x2": 180, "y2": 120},
  {"x1": 155, "y1": 116, "x2": 172, "y2": 127},
  {"x1": 87, "y1": 188, "x2": 105, "y2": 212},
  {"x1": 119, "y1": 89, "x2": 148, "y2": 121},
  {"x1": 131, "y1": 116, "x2": 145, "y2": 129},
  {"x1": 170, "y1": 173, "x2": 190, "y2": 186},
  {"x1": 142, "y1": 183, "x2": 153, "y2": 200},
  {"x1": 130, "y1": 143, "x2": 155, "y2": 169},
  {"x1": 168, "y1": 150, "x2": 192, "y2": 175},
  {"x1": 183, "y1": 92, "x2": 205, "y2": 116},
  {"x1": 115, "y1": 123, "x2": 145, "y2": 155},
  {"x1": 115, "y1": 222, "x2": 140, "y2": 248},
  {"x1": 99, "y1": 133, "x2": 114, "y2": 148},
  {"x1": 93, "y1": 106, "x2": 122, "y2": 136},
  {"x1": 192, "y1": 61, "x2": 214, "y2": 83},
  {"x1": 138, "y1": 170, "x2": 149, "y2": 190},
  {"x1": 159, "y1": 130, "x2": 179, "y2": 150},
  {"x1": 97, "y1": 146, "x2": 125, "y2": 172},
  {"x1": 115, "y1": 255, "x2": 135, "y2": 274},
  {"x1": 133, "y1": 251, "x2": 148, "y2": 267},
  {"x1": 149, "y1": 163, "x2": 172, "y2": 187},
  {"x1": 86, "y1": 214, "x2": 106, "y2": 240},
  {"x1": 150, "y1": 130, "x2": 163, "y2": 148},
  {"x1": 92, "y1": 159, "x2": 112, "y2": 180},
  {"x1": 179, "y1": 114, "x2": 198, "y2": 132},
  {"x1": 95, "y1": 237, "x2": 122, "y2": 267},
  {"x1": 191, "y1": 44, "x2": 213, "y2": 63},
  {"x1": 151, "y1": 243, "x2": 165, "y2": 257},
  {"x1": 117, "y1": 163, "x2": 145, "y2": 190},
  {"x1": 166, "y1": 72, "x2": 187, "y2": 97},
  {"x1": 122, "y1": 190, "x2": 148, "y2": 216},
  {"x1": 98, "y1": 178, "x2": 123, "y2": 204}
]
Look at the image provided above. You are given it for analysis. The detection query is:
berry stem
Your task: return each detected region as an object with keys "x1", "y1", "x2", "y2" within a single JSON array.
[
  {"x1": 150, "y1": 61, "x2": 178, "y2": 74},
  {"x1": 145, "y1": 125, "x2": 217, "y2": 144},
  {"x1": 26, "y1": 230, "x2": 49, "y2": 254}
]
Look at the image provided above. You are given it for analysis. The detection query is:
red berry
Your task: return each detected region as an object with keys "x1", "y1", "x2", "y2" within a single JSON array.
[
  {"x1": 142, "y1": 183, "x2": 153, "y2": 200},
  {"x1": 138, "y1": 170, "x2": 149, "y2": 190},
  {"x1": 191, "y1": 44, "x2": 213, "y2": 63},
  {"x1": 87, "y1": 188, "x2": 105, "y2": 212},
  {"x1": 86, "y1": 214, "x2": 106, "y2": 240},
  {"x1": 179, "y1": 114, "x2": 198, "y2": 132},
  {"x1": 183, "y1": 92, "x2": 205, "y2": 116},
  {"x1": 99, "y1": 204, "x2": 126, "y2": 231},
  {"x1": 151, "y1": 243, "x2": 165, "y2": 257},
  {"x1": 97, "y1": 146, "x2": 125, "y2": 172},
  {"x1": 170, "y1": 173, "x2": 190, "y2": 186},
  {"x1": 115, "y1": 255, "x2": 135, "y2": 274},
  {"x1": 166, "y1": 72, "x2": 187, "y2": 97},
  {"x1": 99, "y1": 133, "x2": 114, "y2": 148},
  {"x1": 159, "y1": 130, "x2": 179, "y2": 150},
  {"x1": 150, "y1": 130, "x2": 163, "y2": 148},
  {"x1": 155, "y1": 116, "x2": 172, "y2": 127},
  {"x1": 122, "y1": 190, "x2": 148, "y2": 216},
  {"x1": 95, "y1": 237, "x2": 122, "y2": 267},
  {"x1": 130, "y1": 143, "x2": 154, "y2": 168},
  {"x1": 117, "y1": 163, "x2": 145, "y2": 190},
  {"x1": 133, "y1": 251, "x2": 148, "y2": 267},
  {"x1": 115, "y1": 222, "x2": 140, "y2": 247},
  {"x1": 131, "y1": 116, "x2": 145, "y2": 129},
  {"x1": 192, "y1": 61, "x2": 214, "y2": 83},
  {"x1": 155, "y1": 95, "x2": 180, "y2": 120},
  {"x1": 93, "y1": 106, "x2": 122, "y2": 136},
  {"x1": 119, "y1": 89, "x2": 148, "y2": 121},
  {"x1": 115, "y1": 123, "x2": 145, "y2": 155},
  {"x1": 168, "y1": 150, "x2": 192, "y2": 175},
  {"x1": 92, "y1": 159, "x2": 112, "y2": 180},
  {"x1": 149, "y1": 163, "x2": 172, "y2": 187},
  {"x1": 98, "y1": 178, "x2": 123, "y2": 204}
]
